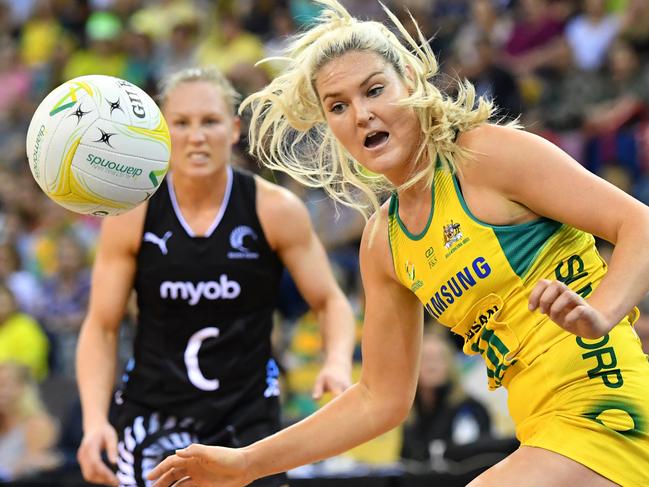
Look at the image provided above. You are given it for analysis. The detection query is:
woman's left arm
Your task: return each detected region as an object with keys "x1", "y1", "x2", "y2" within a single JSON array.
[
  {"x1": 464, "y1": 124, "x2": 649, "y2": 338},
  {"x1": 256, "y1": 178, "x2": 355, "y2": 396}
]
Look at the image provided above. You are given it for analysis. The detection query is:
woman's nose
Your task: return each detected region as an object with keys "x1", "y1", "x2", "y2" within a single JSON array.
[
  {"x1": 188, "y1": 126, "x2": 207, "y2": 142},
  {"x1": 355, "y1": 104, "x2": 375, "y2": 127}
]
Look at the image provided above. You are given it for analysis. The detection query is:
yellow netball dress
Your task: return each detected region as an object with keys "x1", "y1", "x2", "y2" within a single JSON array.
[{"x1": 388, "y1": 165, "x2": 649, "y2": 486}]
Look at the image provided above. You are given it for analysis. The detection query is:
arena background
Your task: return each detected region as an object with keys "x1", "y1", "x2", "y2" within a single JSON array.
[{"x1": 1, "y1": 0, "x2": 649, "y2": 485}]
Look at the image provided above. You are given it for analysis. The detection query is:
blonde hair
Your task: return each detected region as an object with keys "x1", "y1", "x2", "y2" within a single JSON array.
[
  {"x1": 240, "y1": 0, "x2": 494, "y2": 218},
  {"x1": 158, "y1": 66, "x2": 241, "y2": 115}
]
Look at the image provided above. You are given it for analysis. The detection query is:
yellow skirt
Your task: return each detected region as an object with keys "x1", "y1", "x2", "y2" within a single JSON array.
[{"x1": 505, "y1": 318, "x2": 649, "y2": 487}]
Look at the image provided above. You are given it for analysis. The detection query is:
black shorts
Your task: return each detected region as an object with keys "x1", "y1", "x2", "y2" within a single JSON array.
[{"x1": 112, "y1": 394, "x2": 287, "y2": 486}]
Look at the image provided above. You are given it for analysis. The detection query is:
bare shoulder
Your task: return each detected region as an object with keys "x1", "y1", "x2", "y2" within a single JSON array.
[
  {"x1": 255, "y1": 175, "x2": 306, "y2": 217},
  {"x1": 458, "y1": 123, "x2": 535, "y2": 162},
  {"x1": 360, "y1": 202, "x2": 396, "y2": 281},
  {"x1": 457, "y1": 123, "x2": 560, "y2": 189},
  {"x1": 254, "y1": 175, "x2": 312, "y2": 249}
]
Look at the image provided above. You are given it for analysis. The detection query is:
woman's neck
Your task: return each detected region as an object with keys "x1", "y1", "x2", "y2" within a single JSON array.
[{"x1": 171, "y1": 167, "x2": 229, "y2": 212}]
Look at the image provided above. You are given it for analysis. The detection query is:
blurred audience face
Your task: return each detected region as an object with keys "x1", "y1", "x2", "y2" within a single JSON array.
[
  {"x1": 170, "y1": 22, "x2": 198, "y2": 51},
  {"x1": 472, "y1": 0, "x2": 497, "y2": 29},
  {"x1": 418, "y1": 334, "x2": 451, "y2": 389},
  {"x1": 609, "y1": 41, "x2": 639, "y2": 81},
  {"x1": 163, "y1": 81, "x2": 241, "y2": 179}
]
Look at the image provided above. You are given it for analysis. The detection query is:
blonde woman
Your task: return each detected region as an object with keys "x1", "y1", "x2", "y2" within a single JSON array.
[{"x1": 149, "y1": 1, "x2": 649, "y2": 485}]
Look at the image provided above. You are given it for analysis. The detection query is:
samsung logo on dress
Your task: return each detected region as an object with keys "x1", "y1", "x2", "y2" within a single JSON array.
[{"x1": 160, "y1": 275, "x2": 241, "y2": 305}]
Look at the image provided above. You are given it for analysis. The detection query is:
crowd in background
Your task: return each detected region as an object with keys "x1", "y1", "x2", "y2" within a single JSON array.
[{"x1": 1, "y1": 0, "x2": 649, "y2": 482}]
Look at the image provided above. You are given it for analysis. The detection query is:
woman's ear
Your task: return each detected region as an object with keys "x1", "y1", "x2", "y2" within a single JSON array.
[{"x1": 404, "y1": 64, "x2": 416, "y2": 93}]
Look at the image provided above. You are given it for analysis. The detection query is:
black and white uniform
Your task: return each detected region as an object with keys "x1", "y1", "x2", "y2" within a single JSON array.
[{"x1": 113, "y1": 167, "x2": 286, "y2": 486}]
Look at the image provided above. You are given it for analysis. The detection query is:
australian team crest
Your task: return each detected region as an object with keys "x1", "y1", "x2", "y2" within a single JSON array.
[
  {"x1": 443, "y1": 220, "x2": 463, "y2": 248},
  {"x1": 405, "y1": 260, "x2": 424, "y2": 292}
]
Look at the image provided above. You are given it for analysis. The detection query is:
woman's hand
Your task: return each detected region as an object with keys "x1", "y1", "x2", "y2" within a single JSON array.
[
  {"x1": 77, "y1": 422, "x2": 119, "y2": 487},
  {"x1": 529, "y1": 279, "x2": 611, "y2": 339},
  {"x1": 148, "y1": 444, "x2": 252, "y2": 487},
  {"x1": 312, "y1": 359, "x2": 352, "y2": 400}
]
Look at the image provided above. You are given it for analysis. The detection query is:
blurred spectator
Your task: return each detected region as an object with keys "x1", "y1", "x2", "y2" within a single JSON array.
[
  {"x1": 128, "y1": 0, "x2": 200, "y2": 42},
  {"x1": 565, "y1": 0, "x2": 622, "y2": 71},
  {"x1": 123, "y1": 27, "x2": 156, "y2": 91},
  {"x1": 529, "y1": 37, "x2": 600, "y2": 161},
  {"x1": 619, "y1": 0, "x2": 649, "y2": 57},
  {"x1": 400, "y1": 329, "x2": 494, "y2": 463},
  {"x1": 534, "y1": 38, "x2": 600, "y2": 132},
  {"x1": 4, "y1": 0, "x2": 37, "y2": 28},
  {"x1": 152, "y1": 15, "x2": 200, "y2": 82},
  {"x1": 0, "y1": 38, "x2": 32, "y2": 125},
  {"x1": 0, "y1": 242, "x2": 42, "y2": 316},
  {"x1": 426, "y1": 0, "x2": 471, "y2": 57},
  {"x1": 51, "y1": 0, "x2": 90, "y2": 45},
  {"x1": 455, "y1": 36, "x2": 523, "y2": 121},
  {"x1": 453, "y1": 0, "x2": 513, "y2": 73},
  {"x1": 582, "y1": 39, "x2": 649, "y2": 176},
  {"x1": 197, "y1": 12, "x2": 266, "y2": 77},
  {"x1": 0, "y1": 362, "x2": 60, "y2": 481},
  {"x1": 18, "y1": 0, "x2": 69, "y2": 69},
  {"x1": 243, "y1": 0, "x2": 283, "y2": 38},
  {"x1": 24, "y1": 198, "x2": 75, "y2": 277},
  {"x1": 62, "y1": 11, "x2": 127, "y2": 81},
  {"x1": 503, "y1": 0, "x2": 565, "y2": 76},
  {"x1": 88, "y1": 0, "x2": 140, "y2": 18},
  {"x1": 263, "y1": 7, "x2": 296, "y2": 78},
  {"x1": 38, "y1": 233, "x2": 90, "y2": 378},
  {"x1": 0, "y1": 283, "x2": 49, "y2": 381}
]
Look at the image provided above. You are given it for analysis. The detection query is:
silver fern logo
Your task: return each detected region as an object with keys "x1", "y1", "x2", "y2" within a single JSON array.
[
  {"x1": 227, "y1": 226, "x2": 259, "y2": 259},
  {"x1": 116, "y1": 413, "x2": 198, "y2": 486}
]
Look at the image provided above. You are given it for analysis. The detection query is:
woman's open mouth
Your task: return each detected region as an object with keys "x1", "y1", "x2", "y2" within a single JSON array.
[{"x1": 364, "y1": 131, "x2": 389, "y2": 150}]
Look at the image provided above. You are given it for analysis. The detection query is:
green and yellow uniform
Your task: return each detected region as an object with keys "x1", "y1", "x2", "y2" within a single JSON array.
[{"x1": 388, "y1": 166, "x2": 649, "y2": 486}]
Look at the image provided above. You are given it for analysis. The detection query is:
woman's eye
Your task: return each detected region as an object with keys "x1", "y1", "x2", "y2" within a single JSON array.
[
  {"x1": 330, "y1": 103, "x2": 346, "y2": 114},
  {"x1": 368, "y1": 86, "x2": 384, "y2": 97},
  {"x1": 172, "y1": 120, "x2": 187, "y2": 127}
]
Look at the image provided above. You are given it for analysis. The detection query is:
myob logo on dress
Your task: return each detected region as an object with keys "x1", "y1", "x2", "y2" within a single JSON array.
[{"x1": 160, "y1": 275, "x2": 241, "y2": 305}]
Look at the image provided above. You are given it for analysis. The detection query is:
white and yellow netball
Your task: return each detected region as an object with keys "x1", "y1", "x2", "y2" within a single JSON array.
[{"x1": 25, "y1": 75, "x2": 170, "y2": 216}]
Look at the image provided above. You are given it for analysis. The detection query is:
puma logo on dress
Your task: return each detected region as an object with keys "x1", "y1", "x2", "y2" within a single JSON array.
[{"x1": 144, "y1": 231, "x2": 172, "y2": 255}]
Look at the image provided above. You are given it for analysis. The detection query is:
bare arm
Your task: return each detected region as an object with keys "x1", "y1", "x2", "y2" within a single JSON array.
[
  {"x1": 461, "y1": 124, "x2": 649, "y2": 337},
  {"x1": 76, "y1": 205, "x2": 145, "y2": 485},
  {"x1": 257, "y1": 179, "x2": 356, "y2": 396},
  {"x1": 149, "y1": 211, "x2": 424, "y2": 486}
]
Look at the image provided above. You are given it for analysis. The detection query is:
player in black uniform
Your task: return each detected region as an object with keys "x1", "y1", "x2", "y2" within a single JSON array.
[{"x1": 75, "y1": 67, "x2": 356, "y2": 487}]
